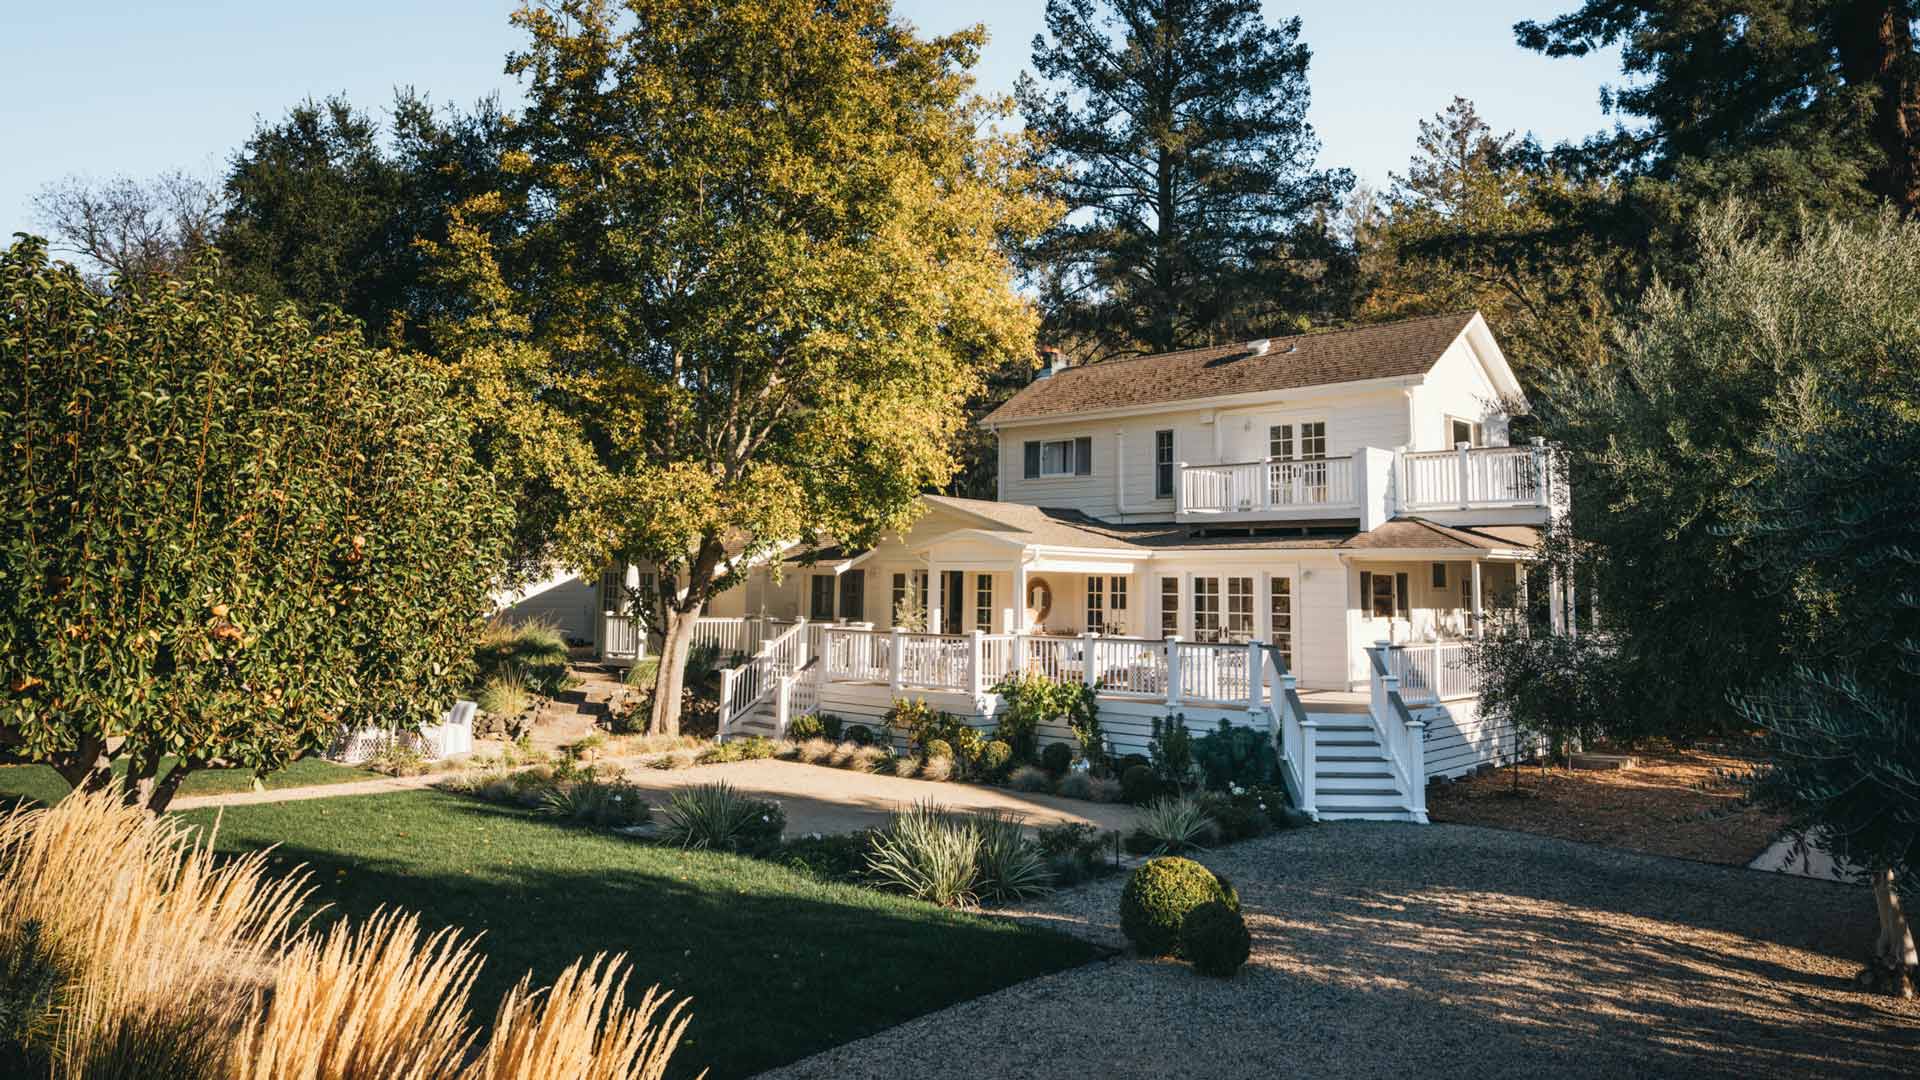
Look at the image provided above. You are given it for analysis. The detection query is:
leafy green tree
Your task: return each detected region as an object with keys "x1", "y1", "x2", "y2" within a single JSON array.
[
  {"x1": 219, "y1": 91, "x2": 509, "y2": 348},
  {"x1": 0, "y1": 238, "x2": 511, "y2": 811},
  {"x1": 1018, "y1": 0, "x2": 1352, "y2": 359},
  {"x1": 1732, "y1": 367, "x2": 1920, "y2": 996},
  {"x1": 437, "y1": 0, "x2": 1051, "y2": 734},
  {"x1": 1537, "y1": 203, "x2": 1920, "y2": 741},
  {"x1": 1354, "y1": 98, "x2": 1620, "y2": 382},
  {"x1": 1517, "y1": 1, "x2": 1920, "y2": 215}
]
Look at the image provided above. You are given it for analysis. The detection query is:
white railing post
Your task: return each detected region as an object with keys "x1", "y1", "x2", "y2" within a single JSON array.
[
  {"x1": 775, "y1": 674, "x2": 793, "y2": 740},
  {"x1": 969, "y1": 630, "x2": 985, "y2": 697},
  {"x1": 1165, "y1": 636, "x2": 1183, "y2": 709},
  {"x1": 1082, "y1": 631, "x2": 1098, "y2": 687},
  {"x1": 1530, "y1": 436, "x2": 1549, "y2": 508},
  {"x1": 1455, "y1": 441, "x2": 1472, "y2": 509},
  {"x1": 1393, "y1": 445, "x2": 1409, "y2": 515},
  {"x1": 718, "y1": 673, "x2": 736, "y2": 740},
  {"x1": 1299, "y1": 718, "x2": 1319, "y2": 820},
  {"x1": 1011, "y1": 631, "x2": 1027, "y2": 676},
  {"x1": 1404, "y1": 717, "x2": 1428, "y2": 822},
  {"x1": 888, "y1": 627, "x2": 905, "y2": 694},
  {"x1": 1175, "y1": 461, "x2": 1188, "y2": 516},
  {"x1": 1246, "y1": 639, "x2": 1263, "y2": 712},
  {"x1": 1261, "y1": 456, "x2": 1276, "y2": 511}
]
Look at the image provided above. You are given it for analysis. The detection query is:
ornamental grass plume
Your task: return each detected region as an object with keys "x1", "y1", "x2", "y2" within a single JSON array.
[{"x1": 0, "y1": 789, "x2": 700, "y2": 1079}]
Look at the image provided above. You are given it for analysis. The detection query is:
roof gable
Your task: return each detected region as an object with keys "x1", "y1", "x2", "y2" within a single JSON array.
[{"x1": 983, "y1": 311, "x2": 1480, "y2": 425}]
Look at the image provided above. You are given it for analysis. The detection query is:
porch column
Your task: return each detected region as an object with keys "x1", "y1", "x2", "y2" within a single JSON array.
[
  {"x1": 1548, "y1": 566, "x2": 1566, "y2": 635},
  {"x1": 1566, "y1": 565, "x2": 1579, "y2": 640},
  {"x1": 1257, "y1": 570, "x2": 1273, "y2": 645},
  {"x1": 1470, "y1": 560, "x2": 1484, "y2": 640},
  {"x1": 927, "y1": 561, "x2": 945, "y2": 634},
  {"x1": 1179, "y1": 571, "x2": 1194, "y2": 640},
  {"x1": 1517, "y1": 563, "x2": 1531, "y2": 637},
  {"x1": 1012, "y1": 559, "x2": 1029, "y2": 633}
]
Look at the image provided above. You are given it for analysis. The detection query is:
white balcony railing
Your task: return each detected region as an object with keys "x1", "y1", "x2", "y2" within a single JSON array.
[
  {"x1": 1400, "y1": 443, "x2": 1550, "y2": 512},
  {"x1": 1180, "y1": 456, "x2": 1355, "y2": 517}
]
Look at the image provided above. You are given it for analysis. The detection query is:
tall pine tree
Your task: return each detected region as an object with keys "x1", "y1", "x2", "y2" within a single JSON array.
[
  {"x1": 1018, "y1": 0, "x2": 1351, "y2": 359},
  {"x1": 1517, "y1": 1, "x2": 1920, "y2": 215}
]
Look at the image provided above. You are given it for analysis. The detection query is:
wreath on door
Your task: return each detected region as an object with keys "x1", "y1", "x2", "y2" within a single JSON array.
[{"x1": 1025, "y1": 577, "x2": 1053, "y2": 626}]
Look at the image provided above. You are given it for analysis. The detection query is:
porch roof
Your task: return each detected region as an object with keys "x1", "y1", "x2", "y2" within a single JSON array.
[{"x1": 915, "y1": 496, "x2": 1538, "y2": 557}]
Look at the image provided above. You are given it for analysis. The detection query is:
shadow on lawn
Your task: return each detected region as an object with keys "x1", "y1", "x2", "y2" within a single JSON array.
[{"x1": 211, "y1": 797, "x2": 1095, "y2": 1080}]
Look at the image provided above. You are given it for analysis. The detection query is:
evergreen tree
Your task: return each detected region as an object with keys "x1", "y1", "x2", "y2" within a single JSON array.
[
  {"x1": 1018, "y1": 0, "x2": 1352, "y2": 359},
  {"x1": 1517, "y1": 1, "x2": 1920, "y2": 215},
  {"x1": 1355, "y1": 97, "x2": 1620, "y2": 384},
  {"x1": 218, "y1": 92, "x2": 509, "y2": 347}
]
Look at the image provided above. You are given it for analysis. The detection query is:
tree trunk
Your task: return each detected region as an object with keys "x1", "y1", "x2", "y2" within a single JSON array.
[
  {"x1": 650, "y1": 605, "x2": 700, "y2": 736},
  {"x1": 144, "y1": 762, "x2": 191, "y2": 815},
  {"x1": 1867, "y1": 867, "x2": 1918, "y2": 997},
  {"x1": 1834, "y1": 0, "x2": 1920, "y2": 213}
]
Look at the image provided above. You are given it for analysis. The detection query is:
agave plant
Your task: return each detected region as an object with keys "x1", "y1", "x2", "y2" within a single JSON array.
[
  {"x1": 1135, "y1": 795, "x2": 1213, "y2": 855},
  {"x1": 865, "y1": 802, "x2": 982, "y2": 908}
]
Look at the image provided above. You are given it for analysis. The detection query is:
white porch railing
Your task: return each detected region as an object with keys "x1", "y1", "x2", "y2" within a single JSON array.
[
  {"x1": 821, "y1": 628, "x2": 1267, "y2": 709},
  {"x1": 1400, "y1": 442, "x2": 1550, "y2": 511},
  {"x1": 1388, "y1": 641, "x2": 1477, "y2": 704},
  {"x1": 717, "y1": 619, "x2": 811, "y2": 736},
  {"x1": 1262, "y1": 648, "x2": 1312, "y2": 817},
  {"x1": 1180, "y1": 456, "x2": 1356, "y2": 516},
  {"x1": 1367, "y1": 642, "x2": 1429, "y2": 822}
]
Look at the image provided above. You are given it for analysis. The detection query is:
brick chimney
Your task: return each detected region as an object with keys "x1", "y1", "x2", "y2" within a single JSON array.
[{"x1": 1035, "y1": 347, "x2": 1070, "y2": 381}]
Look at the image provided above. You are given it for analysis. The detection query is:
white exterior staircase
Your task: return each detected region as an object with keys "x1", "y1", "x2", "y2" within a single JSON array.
[{"x1": 1267, "y1": 645, "x2": 1430, "y2": 823}]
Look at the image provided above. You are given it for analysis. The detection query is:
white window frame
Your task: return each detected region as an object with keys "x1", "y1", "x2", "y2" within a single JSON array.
[
  {"x1": 1448, "y1": 417, "x2": 1481, "y2": 447},
  {"x1": 1154, "y1": 430, "x2": 1175, "y2": 499},
  {"x1": 975, "y1": 573, "x2": 993, "y2": 631}
]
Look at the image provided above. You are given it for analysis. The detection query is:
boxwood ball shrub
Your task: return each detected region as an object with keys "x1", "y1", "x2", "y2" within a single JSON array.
[
  {"x1": 1181, "y1": 899, "x2": 1251, "y2": 977},
  {"x1": 1120, "y1": 764, "x2": 1162, "y2": 805},
  {"x1": 923, "y1": 738, "x2": 954, "y2": 761},
  {"x1": 1040, "y1": 741, "x2": 1074, "y2": 777},
  {"x1": 1120, "y1": 856, "x2": 1231, "y2": 957},
  {"x1": 979, "y1": 740, "x2": 1013, "y2": 778}
]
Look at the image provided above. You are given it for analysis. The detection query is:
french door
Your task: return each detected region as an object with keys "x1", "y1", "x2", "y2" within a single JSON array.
[{"x1": 1269, "y1": 575, "x2": 1295, "y2": 675}]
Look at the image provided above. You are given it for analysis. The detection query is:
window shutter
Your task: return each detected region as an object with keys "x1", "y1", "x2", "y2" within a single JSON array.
[
  {"x1": 1359, "y1": 571, "x2": 1372, "y2": 615},
  {"x1": 839, "y1": 570, "x2": 864, "y2": 624},
  {"x1": 1074, "y1": 436, "x2": 1093, "y2": 475},
  {"x1": 1023, "y1": 441, "x2": 1040, "y2": 479},
  {"x1": 1395, "y1": 573, "x2": 1410, "y2": 619}
]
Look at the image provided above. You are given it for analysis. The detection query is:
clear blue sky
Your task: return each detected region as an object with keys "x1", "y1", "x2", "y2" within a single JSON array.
[{"x1": 0, "y1": 1, "x2": 1619, "y2": 242}]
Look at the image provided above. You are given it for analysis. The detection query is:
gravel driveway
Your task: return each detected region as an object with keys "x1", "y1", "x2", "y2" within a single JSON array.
[{"x1": 760, "y1": 823, "x2": 1916, "y2": 1079}]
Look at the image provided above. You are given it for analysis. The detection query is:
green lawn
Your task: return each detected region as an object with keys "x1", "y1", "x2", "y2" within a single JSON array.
[
  {"x1": 0, "y1": 756, "x2": 372, "y2": 807},
  {"x1": 173, "y1": 790, "x2": 1097, "y2": 1079}
]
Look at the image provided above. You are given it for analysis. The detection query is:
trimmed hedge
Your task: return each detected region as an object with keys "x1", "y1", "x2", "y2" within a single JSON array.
[{"x1": 1119, "y1": 856, "x2": 1230, "y2": 957}]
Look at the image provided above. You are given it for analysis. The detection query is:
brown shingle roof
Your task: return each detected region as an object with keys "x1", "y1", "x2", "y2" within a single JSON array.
[
  {"x1": 918, "y1": 496, "x2": 1539, "y2": 554},
  {"x1": 983, "y1": 311, "x2": 1480, "y2": 425}
]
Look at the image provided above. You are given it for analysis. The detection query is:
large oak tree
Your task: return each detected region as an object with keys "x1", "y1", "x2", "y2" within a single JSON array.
[{"x1": 438, "y1": 0, "x2": 1052, "y2": 734}]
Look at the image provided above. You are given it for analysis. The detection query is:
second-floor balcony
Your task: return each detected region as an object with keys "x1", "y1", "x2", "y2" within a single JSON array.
[
  {"x1": 1179, "y1": 456, "x2": 1359, "y2": 519},
  {"x1": 1178, "y1": 442, "x2": 1559, "y2": 527}
]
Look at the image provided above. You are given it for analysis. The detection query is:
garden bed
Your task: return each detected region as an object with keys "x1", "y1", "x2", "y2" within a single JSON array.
[{"x1": 1426, "y1": 741, "x2": 1787, "y2": 866}]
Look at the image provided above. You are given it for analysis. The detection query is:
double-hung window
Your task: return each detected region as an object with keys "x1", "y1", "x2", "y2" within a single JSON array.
[
  {"x1": 1023, "y1": 436, "x2": 1094, "y2": 479},
  {"x1": 1154, "y1": 430, "x2": 1175, "y2": 499}
]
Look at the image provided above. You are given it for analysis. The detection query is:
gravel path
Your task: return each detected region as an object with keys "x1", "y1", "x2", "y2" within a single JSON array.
[{"x1": 761, "y1": 823, "x2": 1917, "y2": 1079}]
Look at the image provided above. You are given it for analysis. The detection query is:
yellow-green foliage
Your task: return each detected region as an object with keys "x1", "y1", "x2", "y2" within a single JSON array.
[
  {"x1": 0, "y1": 239, "x2": 511, "y2": 810},
  {"x1": 424, "y1": 0, "x2": 1056, "y2": 735},
  {"x1": 1119, "y1": 856, "x2": 1232, "y2": 958},
  {"x1": 0, "y1": 789, "x2": 695, "y2": 1079}
]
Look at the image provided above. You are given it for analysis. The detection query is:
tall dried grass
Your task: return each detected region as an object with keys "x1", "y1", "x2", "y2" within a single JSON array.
[{"x1": 0, "y1": 790, "x2": 700, "y2": 1079}]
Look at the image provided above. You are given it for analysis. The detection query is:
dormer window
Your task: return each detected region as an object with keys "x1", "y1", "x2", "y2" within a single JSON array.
[{"x1": 1022, "y1": 436, "x2": 1093, "y2": 479}]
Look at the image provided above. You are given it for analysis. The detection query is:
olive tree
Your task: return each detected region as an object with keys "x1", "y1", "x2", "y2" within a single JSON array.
[{"x1": 0, "y1": 238, "x2": 511, "y2": 811}]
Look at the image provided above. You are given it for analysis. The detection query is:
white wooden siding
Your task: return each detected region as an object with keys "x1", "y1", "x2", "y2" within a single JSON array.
[{"x1": 1408, "y1": 336, "x2": 1511, "y2": 450}]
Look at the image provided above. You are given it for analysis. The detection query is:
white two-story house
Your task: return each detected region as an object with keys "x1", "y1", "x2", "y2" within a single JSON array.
[{"x1": 534, "y1": 311, "x2": 1567, "y2": 820}]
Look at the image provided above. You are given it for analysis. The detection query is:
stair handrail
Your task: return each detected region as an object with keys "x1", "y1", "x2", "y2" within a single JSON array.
[
  {"x1": 718, "y1": 617, "x2": 810, "y2": 738},
  {"x1": 1366, "y1": 641, "x2": 1429, "y2": 823},
  {"x1": 1262, "y1": 647, "x2": 1313, "y2": 815}
]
